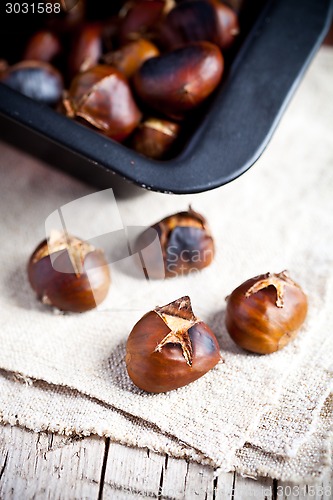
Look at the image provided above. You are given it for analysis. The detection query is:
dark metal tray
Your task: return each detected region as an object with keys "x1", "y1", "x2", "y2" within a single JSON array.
[{"x1": 0, "y1": 0, "x2": 332, "y2": 194}]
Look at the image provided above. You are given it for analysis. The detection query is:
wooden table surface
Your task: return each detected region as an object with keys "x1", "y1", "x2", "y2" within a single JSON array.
[{"x1": 0, "y1": 424, "x2": 332, "y2": 499}]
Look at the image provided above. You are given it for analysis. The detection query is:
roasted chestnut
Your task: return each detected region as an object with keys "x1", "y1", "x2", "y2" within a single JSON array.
[
  {"x1": 68, "y1": 23, "x2": 103, "y2": 78},
  {"x1": 225, "y1": 271, "x2": 308, "y2": 354},
  {"x1": 133, "y1": 41, "x2": 223, "y2": 119},
  {"x1": 158, "y1": 0, "x2": 239, "y2": 50},
  {"x1": 46, "y1": 0, "x2": 86, "y2": 34},
  {"x1": 23, "y1": 30, "x2": 62, "y2": 63},
  {"x1": 64, "y1": 65, "x2": 142, "y2": 141},
  {"x1": 126, "y1": 296, "x2": 221, "y2": 392},
  {"x1": 135, "y1": 207, "x2": 214, "y2": 278},
  {"x1": 102, "y1": 38, "x2": 160, "y2": 79},
  {"x1": 28, "y1": 231, "x2": 111, "y2": 313},
  {"x1": 131, "y1": 117, "x2": 180, "y2": 159},
  {"x1": 118, "y1": 0, "x2": 166, "y2": 45},
  {"x1": 158, "y1": 0, "x2": 219, "y2": 49},
  {"x1": 209, "y1": 0, "x2": 240, "y2": 49},
  {"x1": 1, "y1": 61, "x2": 63, "y2": 106}
]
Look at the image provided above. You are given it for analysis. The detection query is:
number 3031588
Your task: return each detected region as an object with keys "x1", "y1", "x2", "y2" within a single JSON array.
[{"x1": 5, "y1": 3, "x2": 61, "y2": 14}]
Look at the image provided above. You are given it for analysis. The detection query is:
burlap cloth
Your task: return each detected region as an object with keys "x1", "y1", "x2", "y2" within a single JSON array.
[{"x1": 0, "y1": 47, "x2": 332, "y2": 482}]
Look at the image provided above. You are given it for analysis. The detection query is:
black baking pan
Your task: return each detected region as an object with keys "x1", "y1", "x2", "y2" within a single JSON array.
[{"x1": 0, "y1": 0, "x2": 332, "y2": 194}]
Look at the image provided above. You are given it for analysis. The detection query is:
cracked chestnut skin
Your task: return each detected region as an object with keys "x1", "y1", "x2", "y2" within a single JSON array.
[
  {"x1": 133, "y1": 41, "x2": 223, "y2": 120},
  {"x1": 225, "y1": 272, "x2": 308, "y2": 354},
  {"x1": 135, "y1": 207, "x2": 215, "y2": 279},
  {"x1": 126, "y1": 296, "x2": 221, "y2": 393},
  {"x1": 28, "y1": 233, "x2": 111, "y2": 312},
  {"x1": 64, "y1": 65, "x2": 142, "y2": 142},
  {"x1": 103, "y1": 39, "x2": 160, "y2": 80},
  {"x1": 131, "y1": 117, "x2": 180, "y2": 159}
]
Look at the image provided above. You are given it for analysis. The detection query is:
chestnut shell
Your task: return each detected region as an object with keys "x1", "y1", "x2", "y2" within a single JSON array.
[
  {"x1": 131, "y1": 117, "x2": 180, "y2": 159},
  {"x1": 23, "y1": 30, "x2": 62, "y2": 63},
  {"x1": 133, "y1": 41, "x2": 223, "y2": 119},
  {"x1": 102, "y1": 38, "x2": 160, "y2": 79},
  {"x1": 134, "y1": 207, "x2": 215, "y2": 278},
  {"x1": 119, "y1": 0, "x2": 166, "y2": 45},
  {"x1": 225, "y1": 272, "x2": 308, "y2": 354},
  {"x1": 65, "y1": 65, "x2": 142, "y2": 141},
  {"x1": 158, "y1": 0, "x2": 220, "y2": 50},
  {"x1": 68, "y1": 23, "x2": 103, "y2": 77},
  {"x1": 126, "y1": 309, "x2": 221, "y2": 393},
  {"x1": 28, "y1": 238, "x2": 111, "y2": 312},
  {"x1": 1, "y1": 61, "x2": 63, "y2": 106}
]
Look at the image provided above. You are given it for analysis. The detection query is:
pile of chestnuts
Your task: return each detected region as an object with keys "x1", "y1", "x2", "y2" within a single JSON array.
[
  {"x1": 1, "y1": 0, "x2": 242, "y2": 160},
  {"x1": 27, "y1": 207, "x2": 309, "y2": 394}
]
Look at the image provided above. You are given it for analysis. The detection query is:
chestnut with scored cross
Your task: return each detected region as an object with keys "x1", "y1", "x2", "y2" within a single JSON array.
[
  {"x1": 225, "y1": 271, "x2": 308, "y2": 354},
  {"x1": 28, "y1": 231, "x2": 111, "y2": 312},
  {"x1": 126, "y1": 296, "x2": 222, "y2": 393},
  {"x1": 134, "y1": 206, "x2": 215, "y2": 279}
]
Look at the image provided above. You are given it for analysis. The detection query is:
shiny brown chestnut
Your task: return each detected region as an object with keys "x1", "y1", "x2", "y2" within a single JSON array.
[
  {"x1": 102, "y1": 38, "x2": 159, "y2": 79},
  {"x1": 225, "y1": 271, "x2": 308, "y2": 354},
  {"x1": 28, "y1": 231, "x2": 111, "y2": 313},
  {"x1": 158, "y1": 0, "x2": 220, "y2": 50},
  {"x1": 118, "y1": 0, "x2": 166, "y2": 45},
  {"x1": 68, "y1": 23, "x2": 103, "y2": 78},
  {"x1": 131, "y1": 117, "x2": 180, "y2": 159},
  {"x1": 133, "y1": 41, "x2": 223, "y2": 120},
  {"x1": 64, "y1": 65, "x2": 142, "y2": 142},
  {"x1": 126, "y1": 296, "x2": 222, "y2": 392},
  {"x1": 23, "y1": 30, "x2": 62, "y2": 63},
  {"x1": 209, "y1": 0, "x2": 240, "y2": 49},
  {"x1": 158, "y1": 0, "x2": 239, "y2": 50},
  {"x1": 135, "y1": 207, "x2": 215, "y2": 278},
  {"x1": 46, "y1": 0, "x2": 86, "y2": 34},
  {"x1": 1, "y1": 61, "x2": 63, "y2": 106}
]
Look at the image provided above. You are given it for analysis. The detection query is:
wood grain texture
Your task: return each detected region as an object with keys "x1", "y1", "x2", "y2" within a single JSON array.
[{"x1": 0, "y1": 424, "x2": 332, "y2": 500}]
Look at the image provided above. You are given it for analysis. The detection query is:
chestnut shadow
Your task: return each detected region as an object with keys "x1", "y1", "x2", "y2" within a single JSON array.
[
  {"x1": 207, "y1": 308, "x2": 250, "y2": 356},
  {"x1": 111, "y1": 255, "x2": 150, "y2": 281},
  {"x1": 113, "y1": 225, "x2": 164, "y2": 281},
  {"x1": 105, "y1": 340, "x2": 148, "y2": 396},
  {"x1": 3, "y1": 261, "x2": 53, "y2": 314}
]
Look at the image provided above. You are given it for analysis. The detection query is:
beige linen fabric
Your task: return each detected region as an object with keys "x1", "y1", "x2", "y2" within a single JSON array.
[
  {"x1": 0, "y1": 371, "x2": 332, "y2": 483},
  {"x1": 0, "y1": 47, "x2": 332, "y2": 481}
]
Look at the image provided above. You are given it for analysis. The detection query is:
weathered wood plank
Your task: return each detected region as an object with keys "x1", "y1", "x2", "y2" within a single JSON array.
[
  {"x1": 0, "y1": 424, "x2": 332, "y2": 500},
  {"x1": 213, "y1": 472, "x2": 235, "y2": 499},
  {"x1": 0, "y1": 425, "x2": 104, "y2": 500},
  {"x1": 232, "y1": 474, "x2": 273, "y2": 500},
  {"x1": 162, "y1": 456, "x2": 216, "y2": 499},
  {"x1": 102, "y1": 442, "x2": 165, "y2": 498}
]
